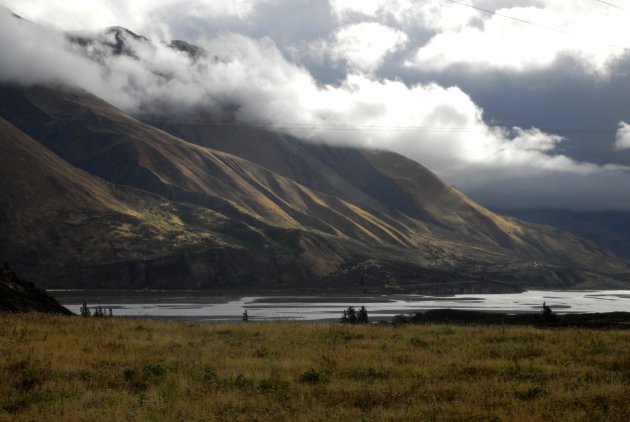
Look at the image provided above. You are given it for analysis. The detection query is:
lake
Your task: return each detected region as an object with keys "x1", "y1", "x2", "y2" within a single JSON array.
[{"x1": 51, "y1": 290, "x2": 630, "y2": 322}]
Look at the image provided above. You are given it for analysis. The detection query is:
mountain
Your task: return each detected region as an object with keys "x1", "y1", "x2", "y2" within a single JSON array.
[
  {"x1": 0, "y1": 263, "x2": 71, "y2": 314},
  {"x1": 0, "y1": 109, "x2": 389, "y2": 290},
  {"x1": 67, "y1": 26, "x2": 149, "y2": 59},
  {"x1": 500, "y1": 209, "x2": 630, "y2": 262},
  {"x1": 1, "y1": 18, "x2": 629, "y2": 291},
  {"x1": 150, "y1": 120, "x2": 630, "y2": 281},
  {"x1": 1, "y1": 82, "x2": 628, "y2": 291}
]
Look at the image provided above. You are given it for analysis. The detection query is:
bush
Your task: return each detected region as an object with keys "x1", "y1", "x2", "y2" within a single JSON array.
[
  {"x1": 298, "y1": 368, "x2": 329, "y2": 384},
  {"x1": 542, "y1": 302, "x2": 554, "y2": 321},
  {"x1": 357, "y1": 306, "x2": 368, "y2": 324},
  {"x1": 123, "y1": 363, "x2": 167, "y2": 390},
  {"x1": 80, "y1": 304, "x2": 113, "y2": 318},
  {"x1": 341, "y1": 306, "x2": 368, "y2": 324},
  {"x1": 392, "y1": 314, "x2": 411, "y2": 325}
]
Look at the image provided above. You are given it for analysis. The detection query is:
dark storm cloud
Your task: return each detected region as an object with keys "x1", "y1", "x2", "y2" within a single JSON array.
[{"x1": 465, "y1": 171, "x2": 630, "y2": 211}]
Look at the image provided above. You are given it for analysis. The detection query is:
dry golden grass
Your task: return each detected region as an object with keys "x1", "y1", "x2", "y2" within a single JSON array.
[{"x1": 1, "y1": 313, "x2": 629, "y2": 421}]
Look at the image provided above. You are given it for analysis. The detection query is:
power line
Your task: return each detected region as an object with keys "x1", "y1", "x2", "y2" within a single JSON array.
[
  {"x1": 154, "y1": 120, "x2": 620, "y2": 134},
  {"x1": 444, "y1": 0, "x2": 630, "y2": 53},
  {"x1": 593, "y1": 0, "x2": 630, "y2": 12}
]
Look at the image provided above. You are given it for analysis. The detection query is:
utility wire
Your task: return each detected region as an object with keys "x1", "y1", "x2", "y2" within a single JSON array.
[
  {"x1": 154, "y1": 120, "x2": 619, "y2": 134},
  {"x1": 593, "y1": 0, "x2": 630, "y2": 12},
  {"x1": 444, "y1": 0, "x2": 630, "y2": 53}
]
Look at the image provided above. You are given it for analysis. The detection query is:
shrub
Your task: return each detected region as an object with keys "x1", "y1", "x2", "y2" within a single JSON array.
[
  {"x1": 202, "y1": 365, "x2": 217, "y2": 381},
  {"x1": 541, "y1": 302, "x2": 554, "y2": 322},
  {"x1": 357, "y1": 306, "x2": 368, "y2": 324},
  {"x1": 298, "y1": 368, "x2": 329, "y2": 384},
  {"x1": 123, "y1": 363, "x2": 167, "y2": 390},
  {"x1": 341, "y1": 306, "x2": 368, "y2": 324},
  {"x1": 392, "y1": 314, "x2": 411, "y2": 325}
]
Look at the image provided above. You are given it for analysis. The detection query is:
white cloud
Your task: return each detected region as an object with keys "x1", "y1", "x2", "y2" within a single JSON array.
[
  {"x1": 0, "y1": 9, "x2": 115, "y2": 100},
  {"x1": 407, "y1": 0, "x2": 630, "y2": 73},
  {"x1": 2, "y1": 2, "x2": 630, "y2": 209},
  {"x1": 0, "y1": 0, "x2": 277, "y2": 34},
  {"x1": 329, "y1": 0, "x2": 479, "y2": 30},
  {"x1": 1, "y1": 6, "x2": 626, "y2": 183},
  {"x1": 319, "y1": 22, "x2": 408, "y2": 72},
  {"x1": 615, "y1": 121, "x2": 630, "y2": 150},
  {"x1": 329, "y1": 0, "x2": 380, "y2": 19},
  {"x1": 328, "y1": 0, "x2": 626, "y2": 75}
]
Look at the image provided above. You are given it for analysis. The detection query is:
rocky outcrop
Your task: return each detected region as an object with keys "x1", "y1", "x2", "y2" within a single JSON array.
[{"x1": 0, "y1": 263, "x2": 71, "y2": 314}]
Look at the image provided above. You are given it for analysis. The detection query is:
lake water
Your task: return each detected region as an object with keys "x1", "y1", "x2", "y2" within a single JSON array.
[{"x1": 51, "y1": 290, "x2": 630, "y2": 322}]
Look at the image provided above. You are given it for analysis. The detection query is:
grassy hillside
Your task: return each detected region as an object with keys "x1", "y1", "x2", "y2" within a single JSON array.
[
  {"x1": 152, "y1": 119, "x2": 630, "y2": 283},
  {"x1": 2, "y1": 83, "x2": 630, "y2": 289},
  {"x1": 0, "y1": 115, "x2": 237, "y2": 287},
  {"x1": 0, "y1": 84, "x2": 422, "y2": 246},
  {"x1": 0, "y1": 116, "x2": 350, "y2": 289},
  {"x1": 1, "y1": 314, "x2": 629, "y2": 421}
]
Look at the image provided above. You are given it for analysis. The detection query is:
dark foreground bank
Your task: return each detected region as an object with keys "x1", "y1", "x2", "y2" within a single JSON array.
[{"x1": 392, "y1": 309, "x2": 630, "y2": 329}]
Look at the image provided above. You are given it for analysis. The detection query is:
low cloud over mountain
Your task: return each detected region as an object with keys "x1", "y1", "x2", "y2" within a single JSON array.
[{"x1": 2, "y1": 1, "x2": 630, "y2": 209}]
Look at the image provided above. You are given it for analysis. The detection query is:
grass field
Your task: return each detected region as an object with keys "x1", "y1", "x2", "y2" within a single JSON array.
[{"x1": 1, "y1": 313, "x2": 629, "y2": 421}]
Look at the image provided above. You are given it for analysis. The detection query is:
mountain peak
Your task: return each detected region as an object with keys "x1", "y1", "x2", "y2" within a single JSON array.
[
  {"x1": 66, "y1": 25, "x2": 149, "y2": 59},
  {"x1": 105, "y1": 26, "x2": 148, "y2": 43},
  {"x1": 168, "y1": 39, "x2": 205, "y2": 59}
]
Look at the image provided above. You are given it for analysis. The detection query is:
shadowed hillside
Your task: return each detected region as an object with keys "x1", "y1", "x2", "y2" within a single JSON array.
[
  {"x1": 0, "y1": 111, "x2": 498, "y2": 291},
  {"x1": 0, "y1": 263, "x2": 71, "y2": 314},
  {"x1": 1, "y1": 82, "x2": 629, "y2": 289},
  {"x1": 152, "y1": 118, "x2": 629, "y2": 285},
  {"x1": 0, "y1": 114, "x2": 398, "y2": 289},
  {"x1": 501, "y1": 209, "x2": 630, "y2": 261}
]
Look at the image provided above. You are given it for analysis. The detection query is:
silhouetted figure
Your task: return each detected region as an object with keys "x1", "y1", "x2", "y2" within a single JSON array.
[{"x1": 242, "y1": 309, "x2": 248, "y2": 322}]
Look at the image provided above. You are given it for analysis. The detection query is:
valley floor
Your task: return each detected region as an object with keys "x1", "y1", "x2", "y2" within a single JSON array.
[{"x1": 1, "y1": 314, "x2": 629, "y2": 421}]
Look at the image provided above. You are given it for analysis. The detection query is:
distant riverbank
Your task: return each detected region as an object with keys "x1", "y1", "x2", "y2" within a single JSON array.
[{"x1": 51, "y1": 289, "x2": 630, "y2": 322}]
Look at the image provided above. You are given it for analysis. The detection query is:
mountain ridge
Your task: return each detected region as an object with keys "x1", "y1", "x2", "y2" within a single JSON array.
[
  {"x1": 1, "y1": 20, "x2": 629, "y2": 291},
  {"x1": 1, "y1": 82, "x2": 628, "y2": 290},
  {"x1": 0, "y1": 104, "x2": 510, "y2": 291},
  {"x1": 500, "y1": 209, "x2": 630, "y2": 262}
]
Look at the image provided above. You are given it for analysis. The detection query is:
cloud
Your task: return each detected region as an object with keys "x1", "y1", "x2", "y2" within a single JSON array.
[
  {"x1": 329, "y1": 0, "x2": 541, "y2": 31},
  {"x1": 468, "y1": 170, "x2": 630, "y2": 210},
  {"x1": 0, "y1": 8, "x2": 112, "y2": 97},
  {"x1": 323, "y1": 22, "x2": 408, "y2": 73},
  {"x1": 406, "y1": 0, "x2": 630, "y2": 74},
  {"x1": 2, "y1": 1, "x2": 630, "y2": 209},
  {"x1": 0, "y1": 0, "x2": 278, "y2": 32},
  {"x1": 615, "y1": 122, "x2": 630, "y2": 150}
]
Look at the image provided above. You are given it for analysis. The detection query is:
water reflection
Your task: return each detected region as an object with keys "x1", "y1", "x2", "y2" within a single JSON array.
[{"x1": 53, "y1": 290, "x2": 630, "y2": 322}]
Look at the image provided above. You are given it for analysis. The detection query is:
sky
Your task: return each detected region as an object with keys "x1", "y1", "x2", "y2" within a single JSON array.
[{"x1": 2, "y1": 0, "x2": 630, "y2": 210}]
